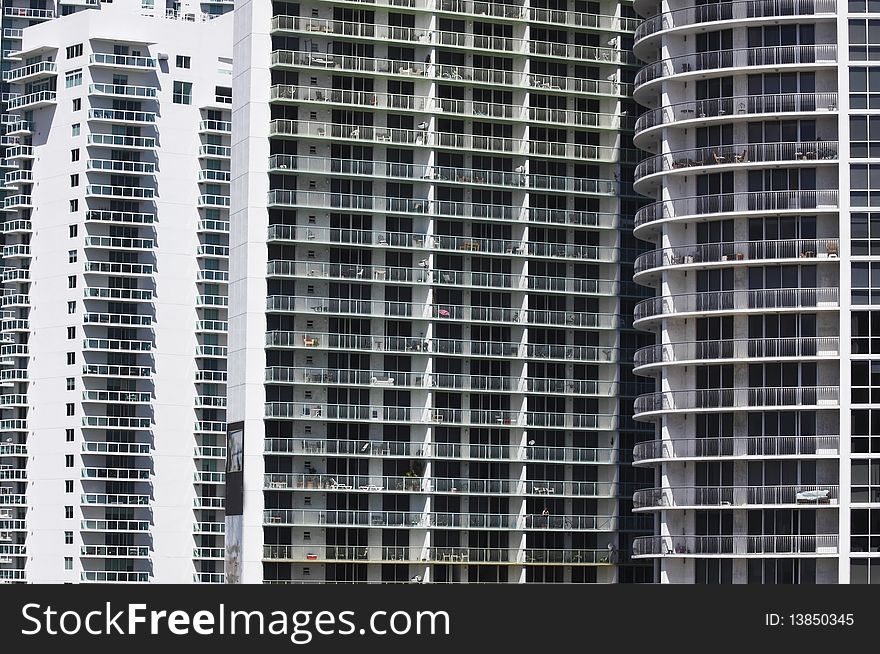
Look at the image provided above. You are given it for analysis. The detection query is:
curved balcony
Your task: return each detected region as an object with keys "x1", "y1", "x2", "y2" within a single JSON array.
[
  {"x1": 633, "y1": 386, "x2": 839, "y2": 419},
  {"x1": 632, "y1": 534, "x2": 839, "y2": 558},
  {"x1": 634, "y1": 141, "x2": 838, "y2": 191},
  {"x1": 634, "y1": 190, "x2": 839, "y2": 238},
  {"x1": 633, "y1": 238, "x2": 839, "y2": 283},
  {"x1": 633, "y1": 287, "x2": 839, "y2": 326},
  {"x1": 632, "y1": 435, "x2": 840, "y2": 464},
  {"x1": 633, "y1": 485, "x2": 839, "y2": 510},
  {"x1": 633, "y1": 337, "x2": 839, "y2": 373},
  {"x1": 634, "y1": 93, "x2": 837, "y2": 149},
  {"x1": 633, "y1": 0, "x2": 837, "y2": 61},
  {"x1": 634, "y1": 45, "x2": 837, "y2": 105}
]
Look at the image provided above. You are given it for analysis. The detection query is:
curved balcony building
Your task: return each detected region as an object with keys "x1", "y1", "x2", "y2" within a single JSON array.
[{"x1": 630, "y1": 0, "x2": 855, "y2": 584}]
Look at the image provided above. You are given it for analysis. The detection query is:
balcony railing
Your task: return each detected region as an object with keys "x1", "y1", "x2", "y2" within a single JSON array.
[
  {"x1": 634, "y1": 287, "x2": 839, "y2": 322},
  {"x1": 634, "y1": 386, "x2": 839, "y2": 415},
  {"x1": 264, "y1": 437, "x2": 615, "y2": 464},
  {"x1": 632, "y1": 534, "x2": 839, "y2": 557},
  {"x1": 635, "y1": 190, "x2": 839, "y2": 228},
  {"x1": 635, "y1": 45, "x2": 837, "y2": 91},
  {"x1": 271, "y1": 50, "x2": 628, "y2": 96},
  {"x1": 635, "y1": 141, "x2": 838, "y2": 182},
  {"x1": 633, "y1": 337, "x2": 840, "y2": 368},
  {"x1": 634, "y1": 0, "x2": 837, "y2": 43},
  {"x1": 81, "y1": 571, "x2": 149, "y2": 583},
  {"x1": 633, "y1": 435, "x2": 840, "y2": 462},
  {"x1": 635, "y1": 93, "x2": 838, "y2": 135},
  {"x1": 265, "y1": 330, "x2": 616, "y2": 363},
  {"x1": 264, "y1": 403, "x2": 614, "y2": 430},
  {"x1": 633, "y1": 485, "x2": 840, "y2": 509},
  {"x1": 634, "y1": 239, "x2": 840, "y2": 274},
  {"x1": 266, "y1": 295, "x2": 616, "y2": 329},
  {"x1": 88, "y1": 83, "x2": 158, "y2": 98},
  {"x1": 264, "y1": 473, "x2": 614, "y2": 496}
]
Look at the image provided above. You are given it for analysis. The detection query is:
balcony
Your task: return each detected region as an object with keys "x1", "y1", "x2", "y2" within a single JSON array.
[
  {"x1": 193, "y1": 521, "x2": 225, "y2": 534},
  {"x1": 89, "y1": 83, "x2": 158, "y2": 99},
  {"x1": 84, "y1": 262, "x2": 154, "y2": 277},
  {"x1": 87, "y1": 159, "x2": 156, "y2": 175},
  {"x1": 264, "y1": 437, "x2": 614, "y2": 464},
  {"x1": 265, "y1": 330, "x2": 617, "y2": 363},
  {"x1": 634, "y1": 287, "x2": 839, "y2": 325},
  {"x1": 270, "y1": 50, "x2": 627, "y2": 97},
  {"x1": 194, "y1": 573, "x2": 225, "y2": 583},
  {"x1": 82, "y1": 442, "x2": 151, "y2": 455},
  {"x1": 81, "y1": 466, "x2": 151, "y2": 481},
  {"x1": 633, "y1": 435, "x2": 840, "y2": 463},
  {"x1": 81, "y1": 493, "x2": 150, "y2": 506},
  {"x1": 194, "y1": 471, "x2": 225, "y2": 484},
  {"x1": 81, "y1": 571, "x2": 149, "y2": 583},
  {"x1": 633, "y1": 337, "x2": 840, "y2": 372},
  {"x1": 266, "y1": 295, "x2": 616, "y2": 329},
  {"x1": 193, "y1": 547, "x2": 226, "y2": 559},
  {"x1": 87, "y1": 108, "x2": 157, "y2": 124},
  {"x1": 634, "y1": 45, "x2": 837, "y2": 102},
  {"x1": 634, "y1": 93, "x2": 838, "y2": 145},
  {"x1": 264, "y1": 402, "x2": 615, "y2": 430},
  {"x1": 2, "y1": 60, "x2": 56, "y2": 83},
  {"x1": 80, "y1": 519, "x2": 151, "y2": 532},
  {"x1": 82, "y1": 390, "x2": 152, "y2": 403},
  {"x1": 82, "y1": 416, "x2": 152, "y2": 429},
  {"x1": 85, "y1": 185, "x2": 155, "y2": 200},
  {"x1": 3, "y1": 7, "x2": 54, "y2": 19},
  {"x1": 634, "y1": 190, "x2": 839, "y2": 234},
  {"x1": 199, "y1": 144, "x2": 231, "y2": 158},
  {"x1": 87, "y1": 134, "x2": 156, "y2": 149},
  {"x1": 82, "y1": 364, "x2": 152, "y2": 378},
  {"x1": 633, "y1": 485, "x2": 840, "y2": 510},
  {"x1": 84, "y1": 287, "x2": 153, "y2": 301},
  {"x1": 634, "y1": 238, "x2": 840, "y2": 280},
  {"x1": 89, "y1": 53, "x2": 157, "y2": 69},
  {"x1": 85, "y1": 210, "x2": 155, "y2": 224},
  {"x1": 634, "y1": 386, "x2": 839, "y2": 418},
  {"x1": 262, "y1": 508, "x2": 615, "y2": 531},
  {"x1": 5, "y1": 90, "x2": 56, "y2": 110},
  {"x1": 633, "y1": 0, "x2": 837, "y2": 56},
  {"x1": 635, "y1": 141, "x2": 838, "y2": 189},
  {"x1": 82, "y1": 338, "x2": 152, "y2": 352},
  {"x1": 632, "y1": 534, "x2": 839, "y2": 558},
  {"x1": 80, "y1": 546, "x2": 151, "y2": 558}
]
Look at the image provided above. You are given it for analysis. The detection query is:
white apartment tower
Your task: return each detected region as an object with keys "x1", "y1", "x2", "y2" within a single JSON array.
[
  {"x1": 227, "y1": 0, "x2": 654, "y2": 584},
  {"x1": 629, "y1": 0, "x2": 862, "y2": 583},
  {"x1": 0, "y1": 2, "x2": 233, "y2": 583}
]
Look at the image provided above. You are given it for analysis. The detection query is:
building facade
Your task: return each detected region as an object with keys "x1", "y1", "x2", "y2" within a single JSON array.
[
  {"x1": 629, "y1": 0, "x2": 854, "y2": 582},
  {"x1": 227, "y1": 0, "x2": 654, "y2": 584},
  {"x1": 0, "y1": 2, "x2": 232, "y2": 583}
]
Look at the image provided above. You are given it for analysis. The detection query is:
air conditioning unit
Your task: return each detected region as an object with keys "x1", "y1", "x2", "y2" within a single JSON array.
[{"x1": 157, "y1": 52, "x2": 169, "y2": 61}]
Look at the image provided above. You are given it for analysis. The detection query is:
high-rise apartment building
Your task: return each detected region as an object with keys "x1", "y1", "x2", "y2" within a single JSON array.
[
  {"x1": 0, "y1": 2, "x2": 233, "y2": 583},
  {"x1": 227, "y1": 0, "x2": 654, "y2": 584},
  {"x1": 629, "y1": 0, "x2": 853, "y2": 583}
]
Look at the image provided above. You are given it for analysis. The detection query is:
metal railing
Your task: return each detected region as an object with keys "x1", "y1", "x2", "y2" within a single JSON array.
[
  {"x1": 632, "y1": 534, "x2": 839, "y2": 557},
  {"x1": 635, "y1": 92, "x2": 837, "y2": 134},
  {"x1": 633, "y1": 485, "x2": 840, "y2": 509},
  {"x1": 633, "y1": 435, "x2": 840, "y2": 462},
  {"x1": 634, "y1": 0, "x2": 837, "y2": 43},
  {"x1": 633, "y1": 337, "x2": 840, "y2": 367},
  {"x1": 634, "y1": 287, "x2": 839, "y2": 321},
  {"x1": 635, "y1": 45, "x2": 837, "y2": 90},
  {"x1": 634, "y1": 386, "x2": 839, "y2": 414}
]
